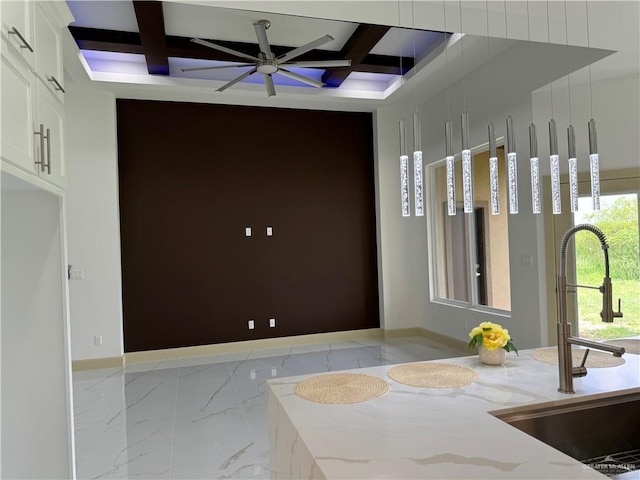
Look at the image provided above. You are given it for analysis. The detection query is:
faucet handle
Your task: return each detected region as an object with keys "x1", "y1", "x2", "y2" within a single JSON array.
[{"x1": 614, "y1": 298, "x2": 623, "y2": 318}]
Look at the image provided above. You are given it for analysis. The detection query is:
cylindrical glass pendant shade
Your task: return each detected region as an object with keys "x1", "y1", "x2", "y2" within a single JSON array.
[
  {"x1": 399, "y1": 119, "x2": 410, "y2": 217},
  {"x1": 488, "y1": 123, "x2": 499, "y2": 215},
  {"x1": 400, "y1": 154, "x2": 410, "y2": 217},
  {"x1": 567, "y1": 125, "x2": 579, "y2": 213},
  {"x1": 413, "y1": 113, "x2": 423, "y2": 216},
  {"x1": 549, "y1": 119, "x2": 562, "y2": 215},
  {"x1": 461, "y1": 112, "x2": 473, "y2": 213},
  {"x1": 413, "y1": 150, "x2": 424, "y2": 216},
  {"x1": 588, "y1": 119, "x2": 601, "y2": 211},
  {"x1": 506, "y1": 116, "x2": 518, "y2": 214},
  {"x1": 445, "y1": 121, "x2": 455, "y2": 216},
  {"x1": 529, "y1": 124, "x2": 541, "y2": 214}
]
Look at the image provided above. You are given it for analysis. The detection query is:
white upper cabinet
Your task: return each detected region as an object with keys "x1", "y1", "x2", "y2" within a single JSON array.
[
  {"x1": 1, "y1": 0, "x2": 72, "y2": 189},
  {"x1": 0, "y1": 1, "x2": 36, "y2": 69},
  {"x1": 34, "y1": 2, "x2": 65, "y2": 100},
  {"x1": 36, "y1": 84, "x2": 66, "y2": 188},
  {"x1": 1, "y1": 54, "x2": 37, "y2": 174}
]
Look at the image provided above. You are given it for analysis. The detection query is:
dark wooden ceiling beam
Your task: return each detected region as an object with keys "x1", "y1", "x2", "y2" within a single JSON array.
[
  {"x1": 132, "y1": 1, "x2": 169, "y2": 75},
  {"x1": 321, "y1": 24, "x2": 392, "y2": 87},
  {"x1": 68, "y1": 26, "x2": 414, "y2": 75}
]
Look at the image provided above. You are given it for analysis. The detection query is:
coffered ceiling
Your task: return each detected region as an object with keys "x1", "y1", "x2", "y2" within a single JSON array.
[{"x1": 66, "y1": 1, "x2": 449, "y2": 99}]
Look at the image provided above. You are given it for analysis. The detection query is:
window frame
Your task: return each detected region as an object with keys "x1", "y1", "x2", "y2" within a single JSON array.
[{"x1": 426, "y1": 138, "x2": 512, "y2": 316}]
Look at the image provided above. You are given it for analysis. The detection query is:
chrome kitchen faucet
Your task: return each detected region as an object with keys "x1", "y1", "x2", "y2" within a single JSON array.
[{"x1": 556, "y1": 224, "x2": 625, "y2": 393}]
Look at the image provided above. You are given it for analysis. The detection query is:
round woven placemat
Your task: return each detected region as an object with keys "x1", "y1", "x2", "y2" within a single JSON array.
[
  {"x1": 294, "y1": 373, "x2": 390, "y2": 404},
  {"x1": 607, "y1": 339, "x2": 640, "y2": 355},
  {"x1": 387, "y1": 363, "x2": 479, "y2": 388},
  {"x1": 531, "y1": 347, "x2": 625, "y2": 367}
]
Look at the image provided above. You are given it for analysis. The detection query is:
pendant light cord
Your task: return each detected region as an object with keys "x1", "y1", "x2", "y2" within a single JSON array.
[
  {"x1": 444, "y1": 0, "x2": 450, "y2": 122},
  {"x1": 459, "y1": 0, "x2": 467, "y2": 113},
  {"x1": 585, "y1": 0, "x2": 594, "y2": 118},
  {"x1": 564, "y1": 0, "x2": 573, "y2": 125},
  {"x1": 527, "y1": 0, "x2": 534, "y2": 125},
  {"x1": 546, "y1": 0, "x2": 555, "y2": 119}
]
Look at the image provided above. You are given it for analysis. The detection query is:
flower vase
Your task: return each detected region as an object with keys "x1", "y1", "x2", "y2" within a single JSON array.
[{"x1": 479, "y1": 345, "x2": 506, "y2": 365}]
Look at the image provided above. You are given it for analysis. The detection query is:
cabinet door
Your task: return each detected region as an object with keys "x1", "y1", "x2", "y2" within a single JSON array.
[
  {"x1": 1, "y1": 54, "x2": 38, "y2": 175},
  {"x1": 0, "y1": 1, "x2": 36, "y2": 69},
  {"x1": 33, "y1": 3, "x2": 64, "y2": 101},
  {"x1": 36, "y1": 85, "x2": 65, "y2": 188}
]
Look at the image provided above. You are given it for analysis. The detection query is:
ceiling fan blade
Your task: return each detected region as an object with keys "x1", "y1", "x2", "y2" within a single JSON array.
[
  {"x1": 253, "y1": 21, "x2": 273, "y2": 56},
  {"x1": 181, "y1": 63, "x2": 254, "y2": 73},
  {"x1": 283, "y1": 60, "x2": 352, "y2": 68},
  {"x1": 276, "y1": 35, "x2": 334, "y2": 64},
  {"x1": 262, "y1": 73, "x2": 276, "y2": 97},
  {"x1": 191, "y1": 38, "x2": 260, "y2": 62},
  {"x1": 277, "y1": 68, "x2": 324, "y2": 88},
  {"x1": 217, "y1": 67, "x2": 258, "y2": 92}
]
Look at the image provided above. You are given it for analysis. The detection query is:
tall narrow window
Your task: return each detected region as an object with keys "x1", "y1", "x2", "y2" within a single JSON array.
[{"x1": 430, "y1": 147, "x2": 511, "y2": 311}]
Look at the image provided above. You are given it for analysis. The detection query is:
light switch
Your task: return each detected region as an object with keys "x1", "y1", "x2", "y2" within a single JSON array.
[
  {"x1": 250, "y1": 370, "x2": 256, "y2": 380},
  {"x1": 269, "y1": 318, "x2": 276, "y2": 328},
  {"x1": 271, "y1": 367, "x2": 277, "y2": 377},
  {"x1": 245, "y1": 227, "x2": 252, "y2": 237},
  {"x1": 248, "y1": 320, "x2": 255, "y2": 330},
  {"x1": 266, "y1": 226, "x2": 273, "y2": 236}
]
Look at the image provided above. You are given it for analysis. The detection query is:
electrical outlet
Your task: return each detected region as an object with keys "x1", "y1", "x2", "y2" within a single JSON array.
[
  {"x1": 269, "y1": 318, "x2": 276, "y2": 328},
  {"x1": 70, "y1": 269, "x2": 85, "y2": 280},
  {"x1": 245, "y1": 227, "x2": 252, "y2": 237},
  {"x1": 250, "y1": 370, "x2": 256, "y2": 380},
  {"x1": 94, "y1": 335, "x2": 103, "y2": 346},
  {"x1": 266, "y1": 226, "x2": 273, "y2": 236},
  {"x1": 248, "y1": 320, "x2": 255, "y2": 330},
  {"x1": 271, "y1": 367, "x2": 277, "y2": 377}
]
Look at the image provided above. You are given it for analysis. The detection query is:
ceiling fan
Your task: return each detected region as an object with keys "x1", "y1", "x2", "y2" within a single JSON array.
[{"x1": 182, "y1": 19, "x2": 352, "y2": 97}]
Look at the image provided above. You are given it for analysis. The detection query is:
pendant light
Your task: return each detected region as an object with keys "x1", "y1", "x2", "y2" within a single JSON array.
[
  {"x1": 400, "y1": 118, "x2": 410, "y2": 217},
  {"x1": 506, "y1": 115, "x2": 519, "y2": 214},
  {"x1": 549, "y1": 118, "x2": 562, "y2": 214},
  {"x1": 413, "y1": 113, "x2": 424, "y2": 216},
  {"x1": 411, "y1": 1, "x2": 424, "y2": 217},
  {"x1": 530, "y1": 124, "x2": 541, "y2": 214},
  {"x1": 397, "y1": 2, "x2": 410, "y2": 218},
  {"x1": 486, "y1": 2, "x2": 499, "y2": 216},
  {"x1": 446, "y1": 121, "x2": 455, "y2": 216},
  {"x1": 585, "y1": 1, "x2": 600, "y2": 210},
  {"x1": 489, "y1": 122, "x2": 500, "y2": 215},
  {"x1": 461, "y1": 111, "x2": 473, "y2": 213},
  {"x1": 547, "y1": 1, "x2": 562, "y2": 215},
  {"x1": 564, "y1": 1, "x2": 579, "y2": 213},
  {"x1": 443, "y1": 0, "x2": 455, "y2": 216},
  {"x1": 503, "y1": 2, "x2": 518, "y2": 214},
  {"x1": 459, "y1": 1, "x2": 473, "y2": 214},
  {"x1": 527, "y1": 0, "x2": 541, "y2": 215}
]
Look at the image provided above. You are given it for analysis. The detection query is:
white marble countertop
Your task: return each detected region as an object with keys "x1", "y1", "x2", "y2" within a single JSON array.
[{"x1": 267, "y1": 348, "x2": 640, "y2": 479}]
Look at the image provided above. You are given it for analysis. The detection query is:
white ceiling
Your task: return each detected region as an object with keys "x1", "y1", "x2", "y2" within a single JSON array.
[{"x1": 63, "y1": 1, "x2": 638, "y2": 111}]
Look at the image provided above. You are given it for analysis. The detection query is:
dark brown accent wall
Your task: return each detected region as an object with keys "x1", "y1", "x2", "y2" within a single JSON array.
[{"x1": 117, "y1": 99, "x2": 379, "y2": 352}]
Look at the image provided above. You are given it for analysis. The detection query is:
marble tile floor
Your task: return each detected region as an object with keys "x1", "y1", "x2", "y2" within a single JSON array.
[{"x1": 73, "y1": 335, "x2": 463, "y2": 479}]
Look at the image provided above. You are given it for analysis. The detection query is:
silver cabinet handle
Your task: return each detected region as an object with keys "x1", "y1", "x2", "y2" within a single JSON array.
[
  {"x1": 8, "y1": 27, "x2": 34, "y2": 52},
  {"x1": 45, "y1": 127, "x2": 51, "y2": 174},
  {"x1": 47, "y1": 76, "x2": 65, "y2": 93},
  {"x1": 34, "y1": 124, "x2": 46, "y2": 171}
]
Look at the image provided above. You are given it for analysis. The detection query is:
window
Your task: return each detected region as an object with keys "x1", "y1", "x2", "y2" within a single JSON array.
[{"x1": 429, "y1": 146, "x2": 511, "y2": 311}]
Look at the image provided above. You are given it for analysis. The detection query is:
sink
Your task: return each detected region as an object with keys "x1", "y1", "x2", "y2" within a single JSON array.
[{"x1": 493, "y1": 391, "x2": 640, "y2": 478}]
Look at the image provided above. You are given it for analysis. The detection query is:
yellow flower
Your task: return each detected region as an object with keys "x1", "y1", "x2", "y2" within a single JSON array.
[
  {"x1": 469, "y1": 326, "x2": 483, "y2": 338},
  {"x1": 483, "y1": 327, "x2": 510, "y2": 350},
  {"x1": 468, "y1": 322, "x2": 518, "y2": 354}
]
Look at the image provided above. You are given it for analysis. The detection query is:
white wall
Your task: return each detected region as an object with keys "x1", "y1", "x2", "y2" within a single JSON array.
[
  {"x1": 532, "y1": 73, "x2": 640, "y2": 172},
  {"x1": 376, "y1": 40, "x2": 639, "y2": 349},
  {"x1": 1, "y1": 179, "x2": 72, "y2": 478},
  {"x1": 377, "y1": 43, "x2": 553, "y2": 349},
  {"x1": 65, "y1": 85, "x2": 124, "y2": 360}
]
